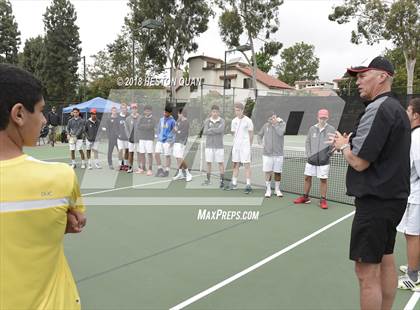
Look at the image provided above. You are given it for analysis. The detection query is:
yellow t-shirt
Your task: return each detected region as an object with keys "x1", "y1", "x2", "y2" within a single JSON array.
[{"x1": 0, "y1": 154, "x2": 85, "y2": 310}]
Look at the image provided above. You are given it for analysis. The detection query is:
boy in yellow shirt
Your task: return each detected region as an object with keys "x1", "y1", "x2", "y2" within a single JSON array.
[{"x1": 0, "y1": 64, "x2": 86, "y2": 310}]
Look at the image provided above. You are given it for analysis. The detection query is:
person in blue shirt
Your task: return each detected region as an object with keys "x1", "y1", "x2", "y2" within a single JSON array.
[{"x1": 155, "y1": 105, "x2": 176, "y2": 177}]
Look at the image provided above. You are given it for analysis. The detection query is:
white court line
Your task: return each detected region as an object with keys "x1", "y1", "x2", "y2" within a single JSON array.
[
  {"x1": 82, "y1": 197, "x2": 263, "y2": 206},
  {"x1": 81, "y1": 173, "x2": 203, "y2": 197},
  {"x1": 404, "y1": 292, "x2": 420, "y2": 310},
  {"x1": 169, "y1": 210, "x2": 356, "y2": 310}
]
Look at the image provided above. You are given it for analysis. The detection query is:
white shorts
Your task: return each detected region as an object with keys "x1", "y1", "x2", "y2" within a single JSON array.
[
  {"x1": 173, "y1": 143, "x2": 186, "y2": 159},
  {"x1": 397, "y1": 203, "x2": 420, "y2": 235},
  {"x1": 139, "y1": 140, "x2": 154, "y2": 153},
  {"x1": 69, "y1": 139, "x2": 84, "y2": 151},
  {"x1": 263, "y1": 155, "x2": 283, "y2": 173},
  {"x1": 232, "y1": 147, "x2": 251, "y2": 164},
  {"x1": 128, "y1": 142, "x2": 138, "y2": 153},
  {"x1": 155, "y1": 141, "x2": 172, "y2": 156},
  {"x1": 117, "y1": 139, "x2": 128, "y2": 150},
  {"x1": 86, "y1": 140, "x2": 99, "y2": 151},
  {"x1": 205, "y1": 148, "x2": 224, "y2": 163},
  {"x1": 304, "y1": 163, "x2": 330, "y2": 179}
]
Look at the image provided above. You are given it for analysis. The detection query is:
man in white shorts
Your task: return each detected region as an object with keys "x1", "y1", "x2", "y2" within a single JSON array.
[
  {"x1": 67, "y1": 107, "x2": 86, "y2": 169},
  {"x1": 172, "y1": 108, "x2": 192, "y2": 182},
  {"x1": 225, "y1": 102, "x2": 254, "y2": 194},
  {"x1": 125, "y1": 103, "x2": 141, "y2": 173},
  {"x1": 117, "y1": 103, "x2": 129, "y2": 171},
  {"x1": 397, "y1": 98, "x2": 420, "y2": 291},
  {"x1": 294, "y1": 109, "x2": 336, "y2": 209},
  {"x1": 258, "y1": 112, "x2": 286, "y2": 198},
  {"x1": 84, "y1": 108, "x2": 101, "y2": 169},
  {"x1": 138, "y1": 104, "x2": 155, "y2": 176},
  {"x1": 202, "y1": 104, "x2": 225, "y2": 188},
  {"x1": 155, "y1": 105, "x2": 176, "y2": 177}
]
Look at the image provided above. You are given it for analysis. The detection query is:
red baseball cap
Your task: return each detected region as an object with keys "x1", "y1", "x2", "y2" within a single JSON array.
[
  {"x1": 318, "y1": 109, "x2": 329, "y2": 118},
  {"x1": 90, "y1": 108, "x2": 97, "y2": 114}
]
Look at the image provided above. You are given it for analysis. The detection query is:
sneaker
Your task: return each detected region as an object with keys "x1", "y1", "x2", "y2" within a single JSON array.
[
  {"x1": 155, "y1": 168, "x2": 163, "y2": 177},
  {"x1": 87, "y1": 164, "x2": 93, "y2": 170},
  {"x1": 123, "y1": 165, "x2": 129, "y2": 171},
  {"x1": 119, "y1": 165, "x2": 124, "y2": 171},
  {"x1": 186, "y1": 173, "x2": 192, "y2": 182},
  {"x1": 293, "y1": 196, "x2": 311, "y2": 204},
  {"x1": 134, "y1": 168, "x2": 144, "y2": 174},
  {"x1": 81, "y1": 163, "x2": 86, "y2": 169},
  {"x1": 398, "y1": 274, "x2": 420, "y2": 290},
  {"x1": 400, "y1": 265, "x2": 408, "y2": 274},
  {"x1": 70, "y1": 163, "x2": 76, "y2": 169},
  {"x1": 224, "y1": 183, "x2": 238, "y2": 191},
  {"x1": 275, "y1": 190, "x2": 283, "y2": 197},
  {"x1": 127, "y1": 167, "x2": 133, "y2": 173},
  {"x1": 95, "y1": 163, "x2": 102, "y2": 169},
  {"x1": 109, "y1": 165, "x2": 114, "y2": 170},
  {"x1": 265, "y1": 188, "x2": 271, "y2": 198},
  {"x1": 146, "y1": 170, "x2": 153, "y2": 176},
  {"x1": 173, "y1": 172, "x2": 185, "y2": 181},
  {"x1": 320, "y1": 199, "x2": 328, "y2": 209},
  {"x1": 219, "y1": 181, "x2": 225, "y2": 189},
  {"x1": 202, "y1": 179, "x2": 211, "y2": 186},
  {"x1": 163, "y1": 170, "x2": 170, "y2": 177},
  {"x1": 244, "y1": 185, "x2": 252, "y2": 194}
]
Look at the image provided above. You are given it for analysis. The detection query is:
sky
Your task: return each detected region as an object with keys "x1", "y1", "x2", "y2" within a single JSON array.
[{"x1": 10, "y1": 0, "x2": 392, "y2": 82}]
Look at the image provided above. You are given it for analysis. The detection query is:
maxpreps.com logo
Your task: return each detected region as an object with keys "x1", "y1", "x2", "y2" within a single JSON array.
[{"x1": 197, "y1": 209, "x2": 259, "y2": 221}]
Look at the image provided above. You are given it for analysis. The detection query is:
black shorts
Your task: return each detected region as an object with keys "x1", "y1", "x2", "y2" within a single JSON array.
[{"x1": 350, "y1": 196, "x2": 407, "y2": 264}]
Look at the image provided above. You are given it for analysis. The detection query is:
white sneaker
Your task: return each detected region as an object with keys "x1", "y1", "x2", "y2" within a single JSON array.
[
  {"x1": 275, "y1": 189, "x2": 283, "y2": 197},
  {"x1": 173, "y1": 172, "x2": 184, "y2": 181},
  {"x1": 95, "y1": 163, "x2": 102, "y2": 169},
  {"x1": 265, "y1": 188, "x2": 271, "y2": 198},
  {"x1": 186, "y1": 173, "x2": 192, "y2": 182},
  {"x1": 87, "y1": 164, "x2": 93, "y2": 170},
  {"x1": 81, "y1": 163, "x2": 86, "y2": 169},
  {"x1": 398, "y1": 274, "x2": 420, "y2": 290}
]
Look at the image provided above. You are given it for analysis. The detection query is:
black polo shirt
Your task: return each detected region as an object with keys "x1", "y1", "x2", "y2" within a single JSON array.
[{"x1": 346, "y1": 92, "x2": 411, "y2": 199}]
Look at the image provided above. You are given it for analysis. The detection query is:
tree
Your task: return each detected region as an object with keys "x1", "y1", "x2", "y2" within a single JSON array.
[
  {"x1": 276, "y1": 42, "x2": 319, "y2": 86},
  {"x1": 41, "y1": 0, "x2": 81, "y2": 104},
  {"x1": 126, "y1": 0, "x2": 213, "y2": 103},
  {"x1": 384, "y1": 46, "x2": 420, "y2": 95},
  {"x1": 329, "y1": 0, "x2": 420, "y2": 95},
  {"x1": 216, "y1": 0, "x2": 284, "y2": 97},
  {"x1": 255, "y1": 50, "x2": 273, "y2": 73},
  {"x1": 0, "y1": 0, "x2": 21, "y2": 64},
  {"x1": 21, "y1": 36, "x2": 44, "y2": 80}
]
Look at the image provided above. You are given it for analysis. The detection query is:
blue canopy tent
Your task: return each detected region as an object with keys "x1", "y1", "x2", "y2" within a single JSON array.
[{"x1": 63, "y1": 97, "x2": 120, "y2": 113}]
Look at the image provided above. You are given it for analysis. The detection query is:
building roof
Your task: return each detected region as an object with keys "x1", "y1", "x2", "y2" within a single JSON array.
[
  {"x1": 186, "y1": 55, "x2": 224, "y2": 63},
  {"x1": 234, "y1": 66, "x2": 293, "y2": 90}
]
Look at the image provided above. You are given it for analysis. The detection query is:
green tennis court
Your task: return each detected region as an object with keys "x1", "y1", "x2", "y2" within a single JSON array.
[{"x1": 25, "y1": 144, "x2": 419, "y2": 310}]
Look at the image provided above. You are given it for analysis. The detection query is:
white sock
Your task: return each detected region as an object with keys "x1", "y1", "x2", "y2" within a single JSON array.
[
  {"x1": 158, "y1": 165, "x2": 162, "y2": 169},
  {"x1": 275, "y1": 181, "x2": 280, "y2": 191},
  {"x1": 232, "y1": 177, "x2": 237, "y2": 185},
  {"x1": 246, "y1": 179, "x2": 251, "y2": 186},
  {"x1": 185, "y1": 168, "x2": 190, "y2": 174},
  {"x1": 72, "y1": 159, "x2": 76, "y2": 164},
  {"x1": 265, "y1": 181, "x2": 270, "y2": 190}
]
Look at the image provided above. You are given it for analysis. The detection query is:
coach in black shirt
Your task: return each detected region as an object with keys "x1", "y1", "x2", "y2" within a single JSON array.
[{"x1": 333, "y1": 56, "x2": 410, "y2": 310}]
